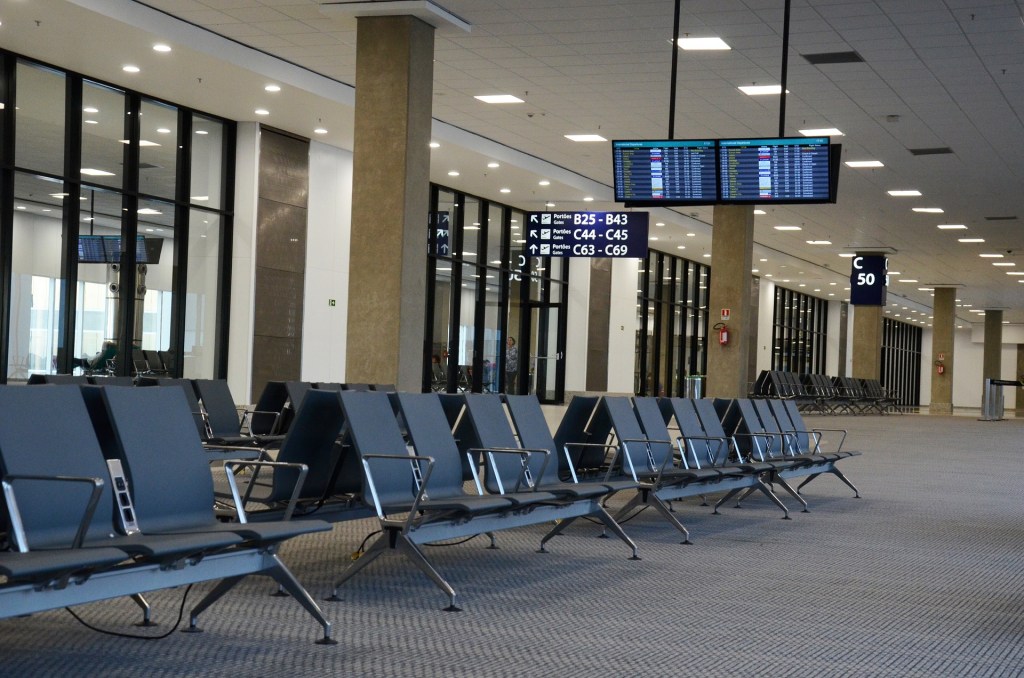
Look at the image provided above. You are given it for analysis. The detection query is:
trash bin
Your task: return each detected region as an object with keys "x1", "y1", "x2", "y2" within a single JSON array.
[{"x1": 684, "y1": 375, "x2": 703, "y2": 400}]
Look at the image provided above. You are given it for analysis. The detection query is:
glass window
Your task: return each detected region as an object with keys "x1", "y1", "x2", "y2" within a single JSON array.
[
  {"x1": 14, "y1": 61, "x2": 65, "y2": 176},
  {"x1": 80, "y1": 81, "x2": 126, "y2": 190},
  {"x1": 7, "y1": 173, "x2": 66, "y2": 379},
  {"x1": 182, "y1": 210, "x2": 221, "y2": 378},
  {"x1": 485, "y1": 204, "x2": 504, "y2": 268},
  {"x1": 137, "y1": 197, "x2": 175, "y2": 353},
  {"x1": 190, "y1": 114, "x2": 224, "y2": 209},
  {"x1": 74, "y1": 187, "x2": 124, "y2": 372},
  {"x1": 138, "y1": 99, "x2": 178, "y2": 200},
  {"x1": 771, "y1": 286, "x2": 827, "y2": 374}
]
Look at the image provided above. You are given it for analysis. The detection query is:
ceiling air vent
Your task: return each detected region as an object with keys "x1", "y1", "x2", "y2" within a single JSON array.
[
  {"x1": 801, "y1": 51, "x2": 864, "y2": 65},
  {"x1": 908, "y1": 147, "x2": 953, "y2": 156},
  {"x1": 984, "y1": 215, "x2": 1017, "y2": 221}
]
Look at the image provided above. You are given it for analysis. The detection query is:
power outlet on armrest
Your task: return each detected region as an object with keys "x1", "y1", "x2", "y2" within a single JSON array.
[{"x1": 106, "y1": 459, "x2": 140, "y2": 536}]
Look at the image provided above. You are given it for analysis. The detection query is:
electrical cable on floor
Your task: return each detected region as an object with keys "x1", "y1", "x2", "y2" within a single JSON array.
[
  {"x1": 64, "y1": 584, "x2": 193, "y2": 640},
  {"x1": 423, "y1": 535, "x2": 479, "y2": 547}
]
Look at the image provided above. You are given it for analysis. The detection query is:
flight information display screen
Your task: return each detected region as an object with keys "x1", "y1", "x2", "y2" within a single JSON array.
[
  {"x1": 718, "y1": 137, "x2": 831, "y2": 203},
  {"x1": 612, "y1": 139, "x2": 717, "y2": 205}
]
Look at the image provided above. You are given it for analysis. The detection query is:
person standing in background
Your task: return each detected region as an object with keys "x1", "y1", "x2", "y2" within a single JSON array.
[{"x1": 504, "y1": 336, "x2": 518, "y2": 394}]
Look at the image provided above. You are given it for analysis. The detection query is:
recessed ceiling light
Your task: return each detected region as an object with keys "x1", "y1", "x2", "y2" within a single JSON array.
[
  {"x1": 837, "y1": 253, "x2": 856, "y2": 258},
  {"x1": 774, "y1": 225, "x2": 802, "y2": 231},
  {"x1": 254, "y1": 109, "x2": 269, "y2": 116},
  {"x1": 799, "y1": 128, "x2": 843, "y2": 136},
  {"x1": 429, "y1": 142, "x2": 440, "y2": 148},
  {"x1": 264, "y1": 84, "x2": 281, "y2": 93},
  {"x1": 314, "y1": 127, "x2": 328, "y2": 135},
  {"x1": 898, "y1": 279, "x2": 918, "y2": 283},
  {"x1": 979, "y1": 253, "x2": 1003, "y2": 258},
  {"x1": 993, "y1": 262, "x2": 1015, "y2": 267},
  {"x1": 937, "y1": 224, "x2": 966, "y2": 230},
  {"x1": 122, "y1": 65, "x2": 140, "y2": 73},
  {"x1": 156, "y1": 127, "x2": 171, "y2": 134},
  {"x1": 565, "y1": 134, "x2": 607, "y2": 142},
  {"x1": 448, "y1": 171, "x2": 460, "y2": 177},
  {"x1": 649, "y1": 236, "x2": 659, "y2": 241},
  {"x1": 753, "y1": 209, "x2": 766, "y2": 215},
  {"x1": 152, "y1": 43, "x2": 172, "y2": 53},
  {"x1": 15, "y1": 205, "x2": 26, "y2": 210},
  {"x1": 845, "y1": 160, "x2": 884, "y2": 168},
  {"x1": 545, "y1": 202, "x2": 556, "y2": 207},
  {"x1": 474, "y1": 94, "x2": 524, "y2": 104},
  {"x1": 538, "y1": 179, "x2": 550, "y2": 186},
  {"x1": 80, "y1": 168, "x2": 115, "y2": 176},
  {"x1": 958, "y1": 238, "x2": 984, "y2": 243},
  {"x1": 739, "y1": 85, "x2": 785, "y2": 95},
  {"x1": 912, "y1": 207, "x2": 943, "y2": 213},
  {"x1": 677, "y1": 245, "x2": 686, "y2": 250},
  {"x1": 487, "y1": 162, "x2": 500, "y2": 168},
  {"x1": 806, "y1": 240, "x2": 832, "y2": 245},
  {"x1": 83, "y1": 106, "x2": 99, "y2": 114},
  {"x1": 84, "y1": 120, "x2": 98, "y2": 125},
  {"x1": 500, "y1": 188, "x2": 511, "y2": 193},
  {"x1": 918, "y1": 287, "x2": 934, "y2": 291},
  {"x1": 887, "y1": 190, "x2": 921, "y2": 197},
  {"x1": 195, "y1": 130, "x2": 208, "y2": 135},
  {"x1": 137, "y1": 208, "x2": 162, "y2": 215},
  {"x1": 686, "y1": 233, "x2": 696, "y2": 237},
  {"x1": 703, "y1": 253, "x2": 711, "y2": 258},
  {"x1": 583, "y1": 196, "x2": 594, "y2": 202},
  {"x1": 677, "y1": 37, "x2": 731, "y2": 50},
  {"x1": 1006, "y1": 271, "x2": 1024, "y2": 276}
]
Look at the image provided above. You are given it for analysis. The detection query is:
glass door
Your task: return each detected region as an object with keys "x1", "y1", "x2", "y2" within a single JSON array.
[{"x1": 523, "y1": 302, "x2": 564, "y2": 403}]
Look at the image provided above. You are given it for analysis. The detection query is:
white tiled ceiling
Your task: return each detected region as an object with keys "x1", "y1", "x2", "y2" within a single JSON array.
[{"x1": 8, "y1": 0, "x2": 1024, "y2": 322}]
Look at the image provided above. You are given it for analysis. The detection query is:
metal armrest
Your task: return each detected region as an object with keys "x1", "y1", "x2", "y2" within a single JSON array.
[
  {"x1": 812, "y1": 427, "x2": 847, "y2": 452},
  {"x1": 730, "y1": 432, "x2": 776, "y2": 462},
  {"x1": 221, "y1": 460, "x2": 309, "y2": 523},
  {"x1": 470, "y1": 446, "x2": 550, "y2": 493},
  {"x1": 560, "y1": 442, "x2": 618, "y2": 483},
  {"x1": 674, "y1": 434, "x2": 728, "y2": 469},
  {"x1": 2, "y1": 474, "x2": 105, "y2": 551},
  {"x1": 241, "y1": 409, "x2": 282, "y2": 436},
  {"x1": 360, "y1": 453, "x2": 434, "y2": 532},
  {"x1": 618, "y1": 437, "x2": 674, "y2": 485}
]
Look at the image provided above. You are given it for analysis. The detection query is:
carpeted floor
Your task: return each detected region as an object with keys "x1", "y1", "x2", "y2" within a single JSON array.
[{"x1": 2, "y1": 412, "x2": 1023, "y2": 677}]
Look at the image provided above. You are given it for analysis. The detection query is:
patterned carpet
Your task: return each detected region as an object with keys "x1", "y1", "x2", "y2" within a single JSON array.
[{"x1": 2, "y1": 412, "x2": 1023, "y2": 677}]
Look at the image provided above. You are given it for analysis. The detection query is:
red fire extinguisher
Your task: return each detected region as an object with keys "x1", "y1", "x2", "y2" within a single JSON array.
[{"x1": 714, "y1": 322, "x2": 729, "y2": 346}]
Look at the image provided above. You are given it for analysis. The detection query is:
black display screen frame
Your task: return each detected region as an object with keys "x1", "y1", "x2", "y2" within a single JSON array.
[{"x1": 612, "y1": 138, "x2": 719, "y2": 207}]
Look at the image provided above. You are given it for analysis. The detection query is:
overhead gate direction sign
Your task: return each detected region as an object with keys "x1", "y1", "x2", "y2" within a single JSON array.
[{"x1": 526, "y1": 212, "x2": 649, "y2": 258}]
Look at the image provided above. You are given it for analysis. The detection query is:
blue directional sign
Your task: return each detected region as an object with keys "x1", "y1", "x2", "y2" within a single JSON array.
[
  {"x1": 429, "y1": 211, "x2": 451, "y2": 256},
  {"x1": 849, "y1": 254, "x2": 888, "y2": 305},
  {"x1": 525, "y1": 212, "x2": 649, "y2": 258}
]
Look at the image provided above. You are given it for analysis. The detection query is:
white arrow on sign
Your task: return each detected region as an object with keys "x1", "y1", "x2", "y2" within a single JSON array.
[{"x1": 530, "y1": 214, "x2": 539, "y2": 223}]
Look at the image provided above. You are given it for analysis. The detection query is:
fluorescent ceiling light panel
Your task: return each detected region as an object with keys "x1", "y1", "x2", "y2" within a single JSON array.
[
  {"x1": 565, "y1": 134, "x2": 607, "y2": 142},
  {"x1": 845, "y1": 160, "x2": 884, "y2": 168},
  {"x1": 912, "y1": 207, "x2": 943, "y2": 213},
  {"x1": 753, "y1": 209, "x2": 766, "y2": 215},
  {"x1": 992, "y1": 262, "x2": 1015, "y2": 266},
  {"x1": 806, "y1": 240, "x2": 832, "y2": 245},
  {"x1": 739, "y1": 85, "x2": 786, "y2": 95},
  {"x1": 678, "y1": 37, "x2": 730, "y2": 50},
  {"x1": 937, "y1": 224, "x2": 966, "y2": 230},
  {"x1": 979, "y1": 253, "x2": 1003, "y2": 258},
  {"x1": 958, "y1": 238, "x2": 984, "y2": 243},
  {"x1": 774, "y1": 225, "x2": 802, "y2": 231},
  {"x1": 152, "y1": 43, "x2": 171, "y2": 53},
  {"x1": 122, "y1": 65, "x2": 140, "y2": 73},
  {"x1": 838, "y1": 253, "x2": 855, "y2": 258},
  {"x1": 474, "y1": 94, "x2": 524, "y2": 104},
  {"x1": 799, "y1": 128, "x2": 843, "y2": 136},
  {"x1": 887, "y1": 190, "x2": 921, "y2": 197}
]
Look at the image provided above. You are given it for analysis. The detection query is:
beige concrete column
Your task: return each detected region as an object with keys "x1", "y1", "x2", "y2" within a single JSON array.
[
  {"x1": 1016, "y1": 344, "x2": 1024, "y2": 416},
  {"x1": 929, "y1": 287, "x2": 955, "y2": 414},
  {"x1": 982, "y1": 309, "x2": 1003, "y2": 382},
  {"x1": 346, "y1": 16, "x2": 434, "y2": 390},
  {"x1": 705, "y1": 205, "x2": 754, "y2": 398},
  {"x1": 851, "y1": 305, "x2": 883, "y2": 380}
]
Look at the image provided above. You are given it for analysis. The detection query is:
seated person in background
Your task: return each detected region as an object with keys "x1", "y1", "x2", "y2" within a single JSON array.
[{"x1": 72, "y1": 340, "x2": 117, "y2": 373}]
